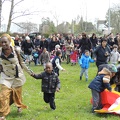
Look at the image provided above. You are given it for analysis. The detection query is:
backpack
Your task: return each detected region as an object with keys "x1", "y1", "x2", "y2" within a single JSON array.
[
  {"x1": 33, "y1": 53, "x2": 39, "y2": 57},
  {"x1": 52, "y1": 57, "x2": 56, "y2": 68}
]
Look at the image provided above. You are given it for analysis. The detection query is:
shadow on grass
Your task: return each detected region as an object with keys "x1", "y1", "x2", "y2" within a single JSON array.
[{"x1": 95, "y1": 113, "x2": 120, "y2": 118}]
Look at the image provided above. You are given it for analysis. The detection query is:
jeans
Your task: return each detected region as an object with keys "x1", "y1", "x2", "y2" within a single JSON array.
[
  {"x1": 80, "y1": 68, "x2": 88, "y2": 79},
  {"x1": 33, "y1": 57, "x2": 39, "y2": 65},
  {"x1": 91, "y1": 89, "x2": 102, "y2": 111}
]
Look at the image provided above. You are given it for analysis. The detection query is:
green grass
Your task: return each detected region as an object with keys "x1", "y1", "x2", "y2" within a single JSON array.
[{"x1": 7, "y1": 62, "x2": 120, "y2": 120}]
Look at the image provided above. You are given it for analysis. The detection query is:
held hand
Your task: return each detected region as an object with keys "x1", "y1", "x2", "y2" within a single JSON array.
[
  {"x1": 31, "y1": 73, "x2": 35, "y2": 77},
  {"x1": 62, "y1": 68, "x2": 65, "y2": 71},
  {"x1": 56, "y1": 88, "x2": 60, "y2": 92},
  {"x1": 94, "y1": 58, "x2": 96, "y2": 61},
  {"x1": 90, "y1": 49, "x2": 93, "y2": 52},
  {"x1": 105, "y1": 52, "x2": 109, "y2": 56}
]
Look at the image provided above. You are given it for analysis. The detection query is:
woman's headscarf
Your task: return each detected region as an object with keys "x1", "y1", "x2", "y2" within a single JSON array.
[{"x1": 1, "y1": 33, "x2": 15, "y2": 47}]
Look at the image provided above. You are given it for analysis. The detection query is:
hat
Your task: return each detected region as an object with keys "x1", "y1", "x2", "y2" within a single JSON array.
[
  {"x1": 25, "y1": 36, "x2": 30, "y2": 40},
  {"x1": 1, "y1": 33, "x2": 12, "y2": 42},
  {"x1": 108, "y1": 64, "x2": 117, "y2": 73},
  {"x1": 55, "y1": 44, "x2": 60, "y2": 49}
]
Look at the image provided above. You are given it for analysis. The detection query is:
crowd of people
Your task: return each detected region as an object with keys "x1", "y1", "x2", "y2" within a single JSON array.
[{"x1": 0, "y1": 32, "x2": 120, "y2": 119}]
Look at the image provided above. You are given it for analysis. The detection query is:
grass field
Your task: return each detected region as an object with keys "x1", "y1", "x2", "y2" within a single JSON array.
[{"x1": 7, "y1": 62, "x2": 120, "y2": 120}]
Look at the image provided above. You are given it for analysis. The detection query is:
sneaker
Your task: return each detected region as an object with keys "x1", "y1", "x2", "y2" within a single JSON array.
[
  {"x1": 91, "y1": 108, "x2": 95, "y2": 113},
  {"x1": 80, "y1": 76, "x2": 82, "y2": 80},
  {"x1": 17, "y1": 107, "x2": 22, "y2": 113},
  {"x1": 51, "y1": 108, "x2": 55, "y2": 111}
]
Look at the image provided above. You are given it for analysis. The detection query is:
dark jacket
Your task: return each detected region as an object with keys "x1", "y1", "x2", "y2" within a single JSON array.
[
  {"x1": 52, "y1": 56, "x2": 61, "y2": 68},
  {"x1": 94, "y1": 45, "x2": 111, "y2": 65},
  {"x1": 22, "y1": 41, "x2": 34, "y2": 55},
  {"x1": 78, "y1": 38, "x2": 92, "y2": 54},
  {"x1": 34, "y1": 39, "x2": 41, "y2": 48},
  {"x1": 40, "y1": 40, "x2": 48, "y2": 50},
  {"x1": 33, "y1": 71, "x2": 60, "y2": 93},
  {"x1": 88, "y1": 68, "x2": 111, "y2": 92},
  {"x1": 49, "y1": 40, "x2": 58, "y2": 52},
  {"x1": 90, "y1": 37, "x2": 98, "y2": 48}
]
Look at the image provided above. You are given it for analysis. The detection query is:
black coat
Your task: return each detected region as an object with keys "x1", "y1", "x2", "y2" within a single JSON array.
[
  {"x1": 22, "y1": 41, "x2": 34, "y2": 55},
  {"x1": 33, "y1": 71, "x2": 60, "y2": 93},
  {"x1": 40, "y1": 40, "x2": 48, "y2": 50},
  {"x1": 79, "y1": 38, "x2": 92, "y2": 53},
  {"x1": 94, "y1": 45, "x2": 111, "y2": 66}
]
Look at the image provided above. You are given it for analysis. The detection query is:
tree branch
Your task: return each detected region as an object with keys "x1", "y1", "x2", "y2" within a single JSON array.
[
  {"x1": 11, "y1": 11, "x2": 39, "y2": 21},
  {"x1": 13, "y1": 0, "x2": 24, "y2": 8},
  {"x1": 12, "y1": 21, "x2": 26, "y2": 29}
]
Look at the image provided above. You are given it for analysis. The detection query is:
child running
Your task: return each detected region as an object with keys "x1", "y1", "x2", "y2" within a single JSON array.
[
  {"x1": 52, "y1": 51, "x2": 65, "y2": 76},
  {"x1": 31, "y1": 62, "x2": 60, "y2": 110},
  {"x1": 79, "y1": 50, "x2": 95, "y2": 81}
]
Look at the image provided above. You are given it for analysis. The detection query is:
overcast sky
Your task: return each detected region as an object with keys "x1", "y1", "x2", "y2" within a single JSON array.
[{"x1": 2, "y1": 0, "x2": 120, "y2": 25}]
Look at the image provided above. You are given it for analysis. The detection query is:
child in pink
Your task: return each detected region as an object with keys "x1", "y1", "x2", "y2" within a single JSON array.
[
  {"x1": 70, "y1": 48, "x2": 78, "y2": 66},
  {"x1": 50, "y1": 50, "x2": 56, "y2": 62}
]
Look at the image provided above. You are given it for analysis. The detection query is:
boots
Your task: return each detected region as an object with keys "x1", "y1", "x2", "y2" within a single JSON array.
[
  {"x1": 86, "y1": 78, "x2": 88, "y2": 81},
  {"x1": 80, "y1": 76, "x2": 82, "y2": 80}
]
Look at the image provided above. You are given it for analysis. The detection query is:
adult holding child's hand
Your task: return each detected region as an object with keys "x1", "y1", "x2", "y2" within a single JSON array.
[{"x1": 0, "y1": 34, "x2": 33, "y2": 120}]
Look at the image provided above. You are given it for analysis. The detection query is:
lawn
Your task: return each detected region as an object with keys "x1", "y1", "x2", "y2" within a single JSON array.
[{"x1": 7, "y1": 62, "x2": 120, "y2": 120}]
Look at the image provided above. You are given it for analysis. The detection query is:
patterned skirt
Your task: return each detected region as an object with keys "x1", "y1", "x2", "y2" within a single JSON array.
[{"x1": 0, "y1": 85, "x2": 27, "y2": 116}]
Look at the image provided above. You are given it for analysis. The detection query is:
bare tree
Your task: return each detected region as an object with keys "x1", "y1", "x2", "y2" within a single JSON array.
[
  {"x1": 17, "y1": 22, "x2": 38, "y2": 33},
  {"x1": 50, "y1": 11, "x2": 59, "y2": 32},
  {"x1": 0, "y1": 0, "x2": 5, "y2": 32},
  {"x1": 6, "y1": 0, "x2": 38, "y2": 33}
]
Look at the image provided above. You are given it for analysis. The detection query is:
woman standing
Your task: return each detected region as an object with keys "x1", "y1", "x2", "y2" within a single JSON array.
[
  {"x1": 94, "y1": 38, "x2": 111, "y2": 68},
  {"x1": 0, "y1": 34, "x2": 33, "y2": 120},
  {"x1": 78, "y1": 33, "x2": 92, "y2": 55}
]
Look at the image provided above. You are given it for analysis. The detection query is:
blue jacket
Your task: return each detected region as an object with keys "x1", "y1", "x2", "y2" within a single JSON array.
[
  {"x1": 88, "y1": 74, "x2": 111, "y2": 92},
  {"x1": 78, "y1": 54, "x2": 94, "y2": 69}
]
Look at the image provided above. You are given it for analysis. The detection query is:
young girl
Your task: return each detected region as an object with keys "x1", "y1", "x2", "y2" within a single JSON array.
[
  {"x1": 70, "y1": 48, "x2": 78, "y2": 66},
  {"x1": 50, "y1": 50, "x2": 56, "y2": 62},
  {"x1": 61, "y1": 45, "x2": 66, "y2": 61},
  {"x1": 78, "y1": 50, "x2": 95, "y2": 81}
]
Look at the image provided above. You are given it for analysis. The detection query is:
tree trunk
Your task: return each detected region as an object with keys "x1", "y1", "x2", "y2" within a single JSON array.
[
  {"x1": 0, "y1": 0, "x2": 2, "y2": 32},
  {"x1": 6, "y1": 0, "x2": 14, "y2": 33}
]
